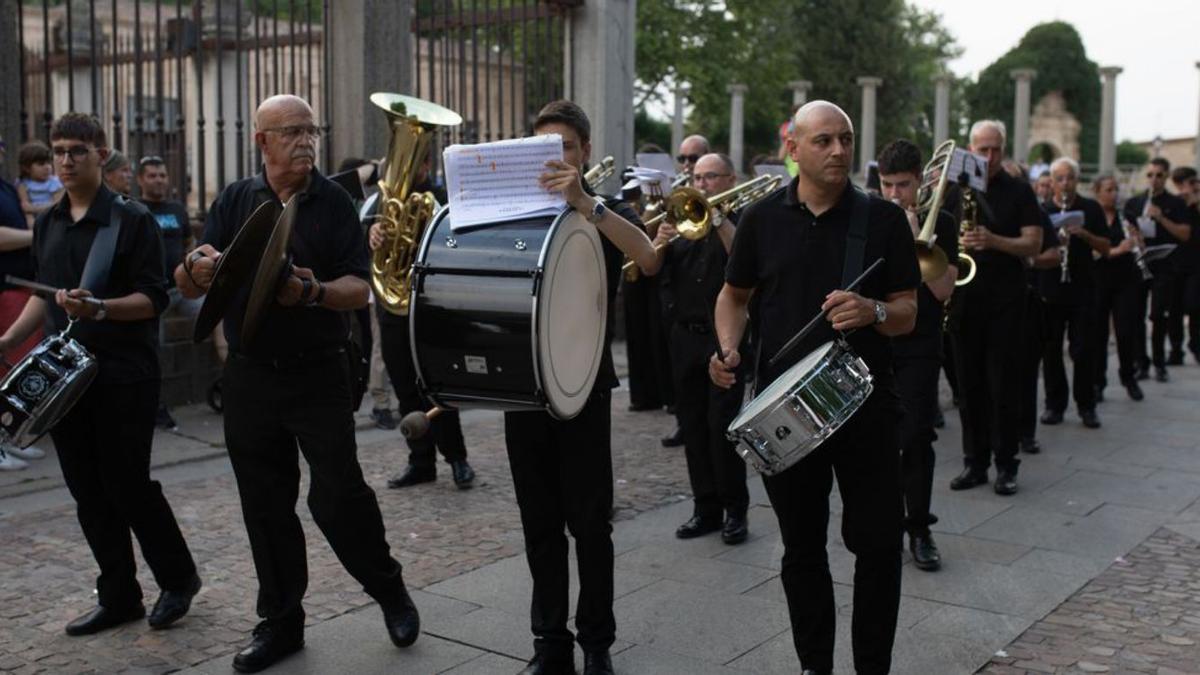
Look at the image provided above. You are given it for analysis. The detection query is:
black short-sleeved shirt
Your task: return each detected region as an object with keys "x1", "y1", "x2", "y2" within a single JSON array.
[
  {"x1": 1095, "y1": 207, "x2": 1140, "y2": 290},
  {"x1": 1123, "y1": 190, "x2": 1191, "y2": 272},
  {"x1": 725, "y1": 177, "x2": 920, "y2": 390},
  {"x1": 32, "y1": 184, "x2": 168, "y2": 384},
  {"x1": 894, "y1": 209, "x2": 957, "y2": 359},
  {"x1": 965, "y1": 169, "x2": 1043, "y2": 301},
  {"x1": 143, "y1": 199, "x2": 190, "y2": 288},
  {"x1": 659, "y1": 210, "x2": 738, "y2": 327},
  {"x1": 202, "y1": 168, "x2": 368, "y2": 359},
  {"x1": 1037, "y1": 194, "x2": 1108, "y2": 304},
  {"x1": 0, "y1": 178, "x2": 34, "y2": 291}
]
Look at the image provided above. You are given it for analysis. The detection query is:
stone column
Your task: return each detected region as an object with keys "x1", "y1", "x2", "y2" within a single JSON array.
[
  {"x1": 564, "y1": 0, "x2": 636, "y2": 179},
  {"x1": 1098, "y1": 66, "x2": 1122, "y2": 175},
  {"x1": 670, "y1": 84, "x2": 687, "y2": 156},
  {"x1": 329, "y1": 0, "x2": 411, "y2": 162},
  {"x1": 933, "y1": 72, "x2": 952, "y2": 146},
  {"x1": 788, "y1": 80, "x2": 812, "y2": 108},
  {"x1": 856, "y1": 76, "x2": 882, "y2": 175},
  {"x1": 0, "y1": 0, "x2": 19, "y2": 176},
  {"x1": 1010, "y1": 68, "x2": 1037, "y2": 162},
  {"x1": 727, "y1": 83, "x2": 748, "y2": 174}
]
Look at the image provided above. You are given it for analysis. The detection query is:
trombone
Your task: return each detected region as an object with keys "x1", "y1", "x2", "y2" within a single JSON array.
[
  {"x1": 912, "y1": 140, "x2": 955, "y2": 283},
  {"x1": 584, "y1": 156, "x2": 615, "y2": 191}
]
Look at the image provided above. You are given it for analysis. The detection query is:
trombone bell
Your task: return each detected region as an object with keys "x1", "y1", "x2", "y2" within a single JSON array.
[{"x1": 916, "y1": 244, "x2": 949, "y2": 283}]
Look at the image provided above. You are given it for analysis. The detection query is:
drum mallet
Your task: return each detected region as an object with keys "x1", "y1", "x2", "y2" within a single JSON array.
[{"x1": 399, "y1": 406, "x2": 444, "y2": 440}]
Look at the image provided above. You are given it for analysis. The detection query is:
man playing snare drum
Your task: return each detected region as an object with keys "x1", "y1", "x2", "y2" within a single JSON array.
[{"x1": 710, "y1": 101, "x2": 919, "y2": 674}]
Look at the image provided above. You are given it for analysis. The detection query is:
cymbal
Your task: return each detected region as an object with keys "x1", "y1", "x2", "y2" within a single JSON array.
[
  {"x1": 242, "y1": 195, "x2": 299, "y2": 347},
  {"x1": 369, "y1": 92, "x2": 462, "y2": 127},
  {"x1": 193, "y1": 200, "x2": 282, "y2": 343}
]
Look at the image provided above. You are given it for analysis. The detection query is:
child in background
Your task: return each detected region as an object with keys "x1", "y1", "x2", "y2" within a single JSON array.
[{"x1": 16, "y1": 141, "x2": 63, "y2": 226}]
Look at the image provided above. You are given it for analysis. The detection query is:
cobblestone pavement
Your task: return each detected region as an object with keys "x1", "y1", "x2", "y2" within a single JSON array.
[
  {"x1": 980, "y1": 527, "x2": 1200, "y2": 675},
  {"x1": 0, "y1": 389, "x2": 691, "y2": 674}
]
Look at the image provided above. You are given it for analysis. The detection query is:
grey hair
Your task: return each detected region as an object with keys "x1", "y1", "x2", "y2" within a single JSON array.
[
  {"x1": 1049, "y1": 156, "x2": 1080, "y2": 178},
  {"x1": 969, "y1": 119, "x2": 1007, "y2": 146}
]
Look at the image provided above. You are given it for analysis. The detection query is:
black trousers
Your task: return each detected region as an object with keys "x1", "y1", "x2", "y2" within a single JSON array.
[
  {"x1": 51, "y1": 379, "x2": 197, "y2": 609},
  {"x1": 377, "y1": 316, "x2": 467, "y2": 467},
  {"x1": 505, "y1": 391, "x2": 615, "y2": 657},
  {"x1": 1042, "y1": 298, "x2": 1098, "y2": 413},
  {"x1": 941, "y1": 332, "x2": 960, "y2": 402},
  {"x1": 1095, "y1": 280, "x2": 1145, "y2": 388},
  {"x1": 224, "y1": 353, "x2": 406, "y2": 627},
  {"x1": 1150, "y1": 267, "x2": 1180, "y2": 368},
  {"x1": 895, "y1": 354, "x2": 939, "y2": 537},
  {"x1": 1017, "y1": 289, "x2": 1045, "y2": 442},
  {"x1": 622, "y1": 275, "x2": 672, "y2": 409},
  {"x1": 763, "y1": 396, "x2": 902, "y2": 675},
  {"x1": 953, "y1": 292, "x2": 1024, "y2": 473},
  {"x1": 669, "y1": 324, "x2": 748, "y2": 520},
  {"x1": 1179, "y1": 267, "x2": 1200, "y2": 356},
  {"x1": 1137, "y1": 281, "x2": 1151, "y2": 370}
]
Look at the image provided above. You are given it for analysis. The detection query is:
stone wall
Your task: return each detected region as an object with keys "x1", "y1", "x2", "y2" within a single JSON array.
[{"x1": 159, "y1": 297, "x2": 223, "y2": 408}]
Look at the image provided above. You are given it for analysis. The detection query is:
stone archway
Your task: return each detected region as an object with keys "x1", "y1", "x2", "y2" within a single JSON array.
[{"x1": 1027, "y1": 91, "x2": 1081, "y2": 163}]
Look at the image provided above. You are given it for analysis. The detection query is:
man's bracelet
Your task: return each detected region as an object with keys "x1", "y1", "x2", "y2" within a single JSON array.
[{"x1": 308, "y1": 280, "x2": 326, "y2": 307}]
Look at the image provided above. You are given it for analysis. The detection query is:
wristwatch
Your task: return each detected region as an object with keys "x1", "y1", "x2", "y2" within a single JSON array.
[
  {"x1": 94, "y1": 300, "x2": 108, "y2": 321},
  {"x1": 872, "y1": 301, "x2": 887, "y2": 325},
  {"x1": 585, "y1": 197, "x2": 607, "y2": 225}
]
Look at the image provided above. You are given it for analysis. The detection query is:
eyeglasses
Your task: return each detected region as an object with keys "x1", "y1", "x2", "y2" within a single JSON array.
[
  {"x1": 676, "y1": 154, "x2": 701, "y2": 164},
  {"x1": 693, "y1": 172, "x2": 731, "y2": 182},
  {"x1": 1147, "y1": 171, "x2": 1165, "y2": 179},
  {"x1": 52, "y1": 145, "x2": 93, "y2": 161},
  {"x1": 138, "y1": 155, "x2": 165, "y2": 167},
  {"x1": 261, "y1": 125, "x2": 322, "y2": 140}
]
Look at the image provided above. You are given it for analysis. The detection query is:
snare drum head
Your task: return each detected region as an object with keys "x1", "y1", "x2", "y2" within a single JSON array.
[
  {"x1": 730, "y1": 341, "x2": 835, "y2": 427},
  {"x1": 536, "y1": 210, "x2": 607, "y2": 419}
]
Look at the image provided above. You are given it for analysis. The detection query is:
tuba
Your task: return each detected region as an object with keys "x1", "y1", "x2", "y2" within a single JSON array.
[{"x1": 368, "y1": 92, "x2": 461, "y2": 315}]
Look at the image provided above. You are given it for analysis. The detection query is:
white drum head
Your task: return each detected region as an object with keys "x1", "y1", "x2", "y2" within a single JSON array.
[
  {"x1": 536, "y1": 210, "x2": 607, "y2": 419},
  {"x1": 732, "y1": 341, "x2": 835, "y2": 426}
]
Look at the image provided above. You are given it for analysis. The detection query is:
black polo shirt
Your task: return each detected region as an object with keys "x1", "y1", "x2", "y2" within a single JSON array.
[
  {"x1": 1123, "y1": 190, "x2": 1190, "y2": 273},
  {"x1": 965, "y1": 169, "x2": 1043, "y2": 302},
  {"x1": 201, "y1": 168, "x2": 368, "y2": 359},
  {"x1": 1095, "y1": 208, "x2": 1139, "y2": 290},
  {"x1": 143, "y1": 199, "x2": 191, "y2": 288},
  {"x1": 0, "y1": 178, "x2": 34, "y2": 291},
  {"x1": 1037, "y1": 194, "x2": 1108, "y2": 305},
  {"x1": 32, "y1": 184, "x2": 168, "y2": 384},
  {"x1": 659, "y1": 210, "x2": 738, "y2": 328},
  {"x1": 725, "y1": 177, "x2": 920, "y2": 390},
  {"x1": 894, "y1": 209, "x2": 957, "y2": 359}
]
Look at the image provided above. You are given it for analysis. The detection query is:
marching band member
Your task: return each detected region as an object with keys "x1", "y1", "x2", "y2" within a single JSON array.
[
  {"x1": 877, "y1": 139, "x2": 958, "y2": 572},
  {"x1": 0, "y1": 113, "x2": 200, "y2": 636},
  {"x1": 711, "y1": 101, "x2": 918, "y2": 675},
  {"x1": 177, "y1": 95, "x2": 419, "y2": 672},
  {"x1": 948, "y1": 120, "x2": 1043, "y2": 497},
  {"x1": 1169, "y1": 166, "x2": 1200, "y2": 364},
  {"x1": 1093, "y1": 174, "x2": 1147, "y2": 401}
]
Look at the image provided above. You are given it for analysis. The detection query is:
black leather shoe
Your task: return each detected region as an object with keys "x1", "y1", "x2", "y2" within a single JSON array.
[
  {"x1": 232, "y1": 622, "x2": 304, "y2": 673},
  {"x1": 675, "y1": 515, "x2": 722, "y2": 539},
  {"x1": 450, "y1": 460, "x2": 475, "y2": 489},
  {"x1": 949, "y1": 467, "x2": 988, "y2": 491},
  {"x1": 660, "y1": 426, "x2": 684, "y2": 448},
  {"x1": 1156, "y1": 368, "x2": 1170, "y2": 383},
  {"x1": 381, "y1": 585, "x2": 420, "y2": 647},
  {"x1": 801, "y1": 669, "x2": 833, "y2": 675},
  {"x1": 1040, "y1": 409, "x2": 1063, "y2": 425},
  {"x1": 1080, "y1": 409, "x2": 1101, "y2": 429},
  {"x1": 1135, "y1": 365, "x2": 1150, "y2": 381},
  {"x1": 148, "y1": 573, "x2": 201, "y2": 629},
  {"x1": 721, "y1": 514, "x2": 749, "y2": 545},
  {"x1": 387, "y1": 465, "x2": 436, "y2": 489},
  {"x1": 1019, "y1": 437, "x2": 1041, "y2": 454},
  {"x1": 518, "y1": 653, "x2": 577, "y2": 675},
  {"x1": 583, "y1": 650, "x2": 614, "y2": 675},
  {"x1": 1094, "y1": 386, "x2": 1105, "y2": 403},
  {"x1": 1167, "y1": 351, "x2": 1185, "y2": 366},
  {"x1": 910, "y1": 533, "x2": 941, "y2": 571},
  {"x1": 626, "y1": 402, "x2": 659, "y2": 412},
  {"x1": 994, "y1": 470, "x2": 1018, "y2": 496},
  {"x1": 64, "y1": 603, "x2": 145, "y2": 636},
  {"x1": 1124, "y1": 379, "x2": 1145, "y2": 401}
]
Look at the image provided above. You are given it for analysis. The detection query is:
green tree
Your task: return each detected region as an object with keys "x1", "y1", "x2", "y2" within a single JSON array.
[
  {"x1": 1116, "y1": 140, "x2": 1149, "y2": 167},
  {"x1": 966, "y1": 22, "x2": 1100, "y2": 164}
]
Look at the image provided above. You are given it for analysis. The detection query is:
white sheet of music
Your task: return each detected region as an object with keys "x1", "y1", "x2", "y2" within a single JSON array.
[
  {"x1": 443, "y1": 134, "x2": 566, "y2": 231},
  {"x1": 1049, "y1": 210, "x2": 1085, "y2": 230}
]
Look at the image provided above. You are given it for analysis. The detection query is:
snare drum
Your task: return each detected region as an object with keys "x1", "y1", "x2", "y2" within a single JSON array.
[
  {"x1": 726, "y1": 340, "x2": 872, "y2": 475},
  {"x1": 409, "y1": 207, "x2": 607, "y2": 420},
  {"x1": 0, "y1": 330, "x2": 98, "y2": 448}
]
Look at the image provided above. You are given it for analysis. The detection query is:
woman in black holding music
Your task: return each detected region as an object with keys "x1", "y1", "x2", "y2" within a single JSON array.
[{"x1": 1094, "y1": 174, "x2": 1148, "y2": 401}]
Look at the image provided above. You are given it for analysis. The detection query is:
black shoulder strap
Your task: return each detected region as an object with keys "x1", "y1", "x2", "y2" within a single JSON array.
[
  {"x1": 79, "y1": 195, "x2": 125, "y2": 293},
  {"x1": 841, "y1": 186, "x2": 870, "y2": 288}
]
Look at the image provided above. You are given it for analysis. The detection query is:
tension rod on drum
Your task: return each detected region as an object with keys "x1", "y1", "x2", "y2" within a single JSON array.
[{"x1": 767, "y1": 258, "x2": 885, "y2": 368}]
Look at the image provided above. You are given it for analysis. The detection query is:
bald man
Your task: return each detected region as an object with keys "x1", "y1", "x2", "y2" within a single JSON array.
[
  {"x1": 676, "y1": 134, "x2": 710, "y2": 183},
  {"x1": 710, "y1": 101, "x2": 919, "y2": 674},
  {"x1": 176, "y1": 95, "x2": 420, "y2": 672}
]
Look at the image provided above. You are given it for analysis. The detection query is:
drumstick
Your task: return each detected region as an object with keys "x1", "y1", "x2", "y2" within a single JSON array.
[
  {"x1": 399, "y1": 406, "x2": 444, "y2": 440},
  {"x1": 5, "y1": 275, "x2": 105, "y2": 308},
  {"x1": 767, "y1": 257, "x2": 885, "y2": 368}
]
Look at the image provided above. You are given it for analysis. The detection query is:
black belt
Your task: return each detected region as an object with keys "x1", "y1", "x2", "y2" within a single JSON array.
[
  {"x1": 677, "y1": 321, "x2": 711, "y2": 335},
  {"x1": 229, "y1": 344, "x2": 347, "y2": 371}
]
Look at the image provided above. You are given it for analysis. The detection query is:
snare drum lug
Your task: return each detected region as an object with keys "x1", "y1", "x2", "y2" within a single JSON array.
[
  {"x1": 514, "y1": 239, "x2": 527, "y2": 251},
  {"x1": 444, "y1": 236, "x2": 458, "y2": 248}
]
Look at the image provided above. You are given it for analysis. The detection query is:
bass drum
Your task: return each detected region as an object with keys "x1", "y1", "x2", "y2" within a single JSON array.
[{"x1": 409, "y1": 207, "x2": 607, "y2": 420}]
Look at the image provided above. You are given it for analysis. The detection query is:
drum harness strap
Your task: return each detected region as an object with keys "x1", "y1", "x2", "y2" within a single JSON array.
[{"x1": 78, "y1": 195, "x2": 126, "y2": 295}]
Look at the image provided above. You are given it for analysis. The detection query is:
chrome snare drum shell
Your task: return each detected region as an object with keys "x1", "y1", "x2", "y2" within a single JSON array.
[
  {"x1": 726, "y1": 341, "x2": 873, "y2": 475},
  {"x1": 0, "y1": 334, "x2": 98, "y2": 448}
]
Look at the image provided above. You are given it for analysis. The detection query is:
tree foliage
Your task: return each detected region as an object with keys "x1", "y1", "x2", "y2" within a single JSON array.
[
  {"x1": 1116, "y1": 140, "x2": 1149, "y2": 167},
  {"x1": 635, "y1": 0, "x2": 963, "y2": 171},
  {"x1": 966, "y1": 22, "x2": 1100, "y2": 164}
]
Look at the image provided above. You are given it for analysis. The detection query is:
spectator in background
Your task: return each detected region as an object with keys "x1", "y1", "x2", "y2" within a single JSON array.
[
  {"x1": 1034, "y1": 171, "x2": 1053, "y2": 205},
  {"x1": 16, "y1": 140, "x2": 64, "y2": 226},
  {"x1": 102, "y1": 150, "x2": 133, "y2": 196},
  {"x1": 136, "y1": 156, "x2": 192, "y2": 430}
]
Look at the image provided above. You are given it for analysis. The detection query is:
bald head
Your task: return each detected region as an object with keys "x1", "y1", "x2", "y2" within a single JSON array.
[
  {"x1": 255, "y1": 94, "x2": 315, "y2": 130},
  {"x1": 785, "y1": 100, "x2": 854, "y2": 189},
  {"x1": 792, "y1": 101, "x2": 853, "y2": 138},
  {"x1": 254, "y1": 94, "x2": 318, "y2": 186},
  {"x1": 678, "y1": 135, "x2": 710, "y2": 175}
]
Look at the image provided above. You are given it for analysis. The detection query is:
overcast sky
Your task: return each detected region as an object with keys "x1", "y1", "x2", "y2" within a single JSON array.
[{"x1": 911, "y1": 0, "x2": 1199, "y2": 142}]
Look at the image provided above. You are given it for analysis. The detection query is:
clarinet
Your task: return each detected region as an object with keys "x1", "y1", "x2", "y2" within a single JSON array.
[{"x1": 1057, "y1": 195, "x2": 1071, "y2": 284}]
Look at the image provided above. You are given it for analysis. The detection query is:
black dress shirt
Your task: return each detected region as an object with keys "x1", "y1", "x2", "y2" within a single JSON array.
[
  {"x1": 1037, "y1": 194, "x2": 1108, "y2": 305},
  {"x1": 659, "y1": 210, "x2": 739, "y2": 328},
  {"x1": 964, "y1": 170, "x2": 1043, "y2": 302}
]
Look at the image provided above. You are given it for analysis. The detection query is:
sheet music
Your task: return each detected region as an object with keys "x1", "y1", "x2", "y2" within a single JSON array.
[
  {"x1": 1137, "y1": 216, "x2": 1156, "y2": 238},
  {"x1": 621, "y1": 167, "x2": 671, "y2": 196},
  {"x1": 1049, "y1": 210, "x2": 1085, "y2": 229},
  {"x1": 443, "y1": 134, "x2": 566, "y2": 230},
  {"x1": 947, "y1": 148, "x2": 989, "y2": 193},
  {"x1": 1144, "y1": 243, "x2": 1177, "y2": 262}
]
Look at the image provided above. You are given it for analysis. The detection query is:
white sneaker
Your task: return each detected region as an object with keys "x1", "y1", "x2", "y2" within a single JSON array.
[
  {"x1": 4, "y1": 444, "x2": 45, "y2": 460},
  {"x1": 0, "y1": 448, "x2": 28, "y2": 471}
]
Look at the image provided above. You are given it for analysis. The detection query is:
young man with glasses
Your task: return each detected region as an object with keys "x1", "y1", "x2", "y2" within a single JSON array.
[
  {"x1": 1123, "y1": 158, "x2": 1191, "y2": 381},
  {"x1": 0, "y1": 112, "x2": 201, "y2": 635},
  {"x1": 643, "y1": 153, "x2": 751, "y2": 545}
]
